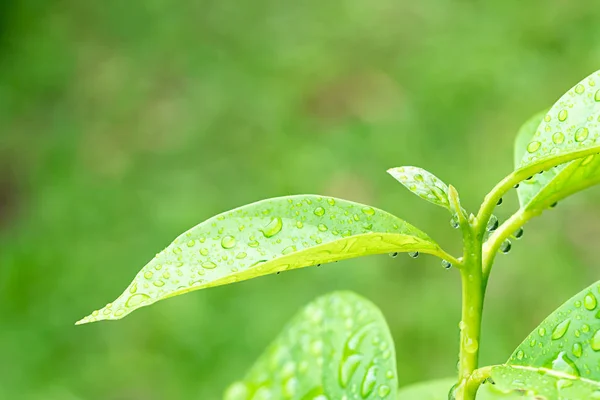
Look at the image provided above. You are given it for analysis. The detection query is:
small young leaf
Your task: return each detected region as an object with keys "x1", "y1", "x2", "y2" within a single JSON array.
[
  {"x1": 387, "y1": 166, "x2": 452, "y2": 211},
  {"x1": 223, "y1": 291, "x2": 397, "y2": 399},
  {"x1": 77, "y1": 195, "x2": 445, "y2": 324},
  {"x1": 518, "y1": 69, "x2": 600, "y2": 171},
  {"x1": 507, "y1": 280, "x2": 600, "y2": 381},
  {"x1": 396, "y1": 377, "x2": 531, "y2": 399},
  {"x1": 489, "y1": 365, "x2": 600, "y2": 399},
  {"x1": 514, "y1": 109, "x2": 600, "y2": 211}
]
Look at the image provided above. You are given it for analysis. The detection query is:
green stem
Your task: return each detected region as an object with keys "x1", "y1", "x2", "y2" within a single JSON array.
[{"x1": 455, "y1": 222, "x2": 484, "y2": 400}]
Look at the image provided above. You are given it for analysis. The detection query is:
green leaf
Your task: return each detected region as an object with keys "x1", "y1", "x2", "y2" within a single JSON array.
[
  {"x1": 387, "y1": 167, "x2": 452, "y2": 211},
  {"x1": 395, "y1": 377, "x2": 533, "y2": 399},
  {"x1": 77, "y1": 195, "x2": 445, "y2": 324},
  {"x1": 514, "y1": 109, "x2": 600, "y2": 212},
  {"x1": 489, "y1": 365, "x2": 600, "y2": 399},
  {"x1": 223, "y1": 291, "x2": 397, "y2": 400},
  {"x1": 507, "y1": 280, "x2": 600, "y2": 381},
  {"x1": 518, "y1": 69, "x2": 600, "y2": 171}
]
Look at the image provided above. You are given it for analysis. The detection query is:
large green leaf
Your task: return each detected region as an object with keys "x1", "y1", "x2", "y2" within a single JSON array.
[
  {"x1": 507, "y1": 280, "x2": 600, "y2": 381},
  {"x1": 387, "y1": 167, "x2": 452, "y2": 212},
  {"x1": 518, "y1": 69, "x2": 600, "y2": 171},
  {"x1": 223, "y1": 291, "x2": 397, "y2": 400},
  {"x1": 77, "y1": 195, "x2": 444, "y2": 324},
  {"x1": 514, "y1": 109, "x2": 600, "y2": 212},
  {"x1": 395, "y1": 377, "x2": 534, "y2": 399},
  {"x1": 489, "y1": 365, "x2": 600, "y2": 399}
]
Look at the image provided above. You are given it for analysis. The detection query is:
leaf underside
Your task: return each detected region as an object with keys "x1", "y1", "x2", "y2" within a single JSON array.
[
  {"x1": 223, "y1": 291, "x2": 397, "y2": 400},
  {"x1": 507, "y1": 280, "x2": 600, "y2": 382},
  {"x1": 387, "y1": 166, "x2": 452, "y2": 212},
  {"x1": 514, "y1": 108, "x2": 600, "y2": 212},
  {"x1": 77, "y1": 195, "x2": 442, "y2": 324},
  {"x1": 395, "y1": 377, "x2": 534, "y2": 399},
  {"x1": 490, "y1": 365, "x2": 600, "y2": 399}
]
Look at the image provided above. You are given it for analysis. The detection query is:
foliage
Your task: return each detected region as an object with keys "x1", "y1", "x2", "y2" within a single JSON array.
[{"x1": 77, "y1": 70, "x2": 600, "y2": 399}]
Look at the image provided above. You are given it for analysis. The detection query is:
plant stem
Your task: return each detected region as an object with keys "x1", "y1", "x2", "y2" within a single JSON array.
[{"x1": 455, "y1": 222, "x2": 484, "y2": 400}]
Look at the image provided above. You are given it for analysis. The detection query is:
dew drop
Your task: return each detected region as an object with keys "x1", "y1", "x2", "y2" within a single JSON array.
[
  {"x1": 575, "y1": 127, "x2": 589, "y2": 142},
  {"x1": 516, "y1": 350, "x2": 524, "y2": 360},
  {"x1": 389, "y1": 252, "x2": 398, "y2": 258},
  {"x1": 144, "y1": 271, "x2": 154, "y2": 280},
  {"x1": 339, "y1": 354, "x2": 362, "y2": 388},
  {"x1": 296, "y1": 221, "x2": 304, "y2": 229},
  {"x1": 551, "y1": 319, "x2": 571, "y2": 340},
  {"x1": 327, "y1": 198, "x2": 336, "y2": 206},
  {"x1": 153, "y1": 280, "x2": 165, "y2": 287},
  {"x1": 551, "y1": 351, "x2": 580, "y2": 376},
  {"x1": 442, "y1": 260, "x2": 452, "y2": 269},
  {"x1": 558, "y1": 109, "x2": 568, "y2": 122},
  {"x1": 486, "y1": 215, "x2": 499, "y2": 232},
  {"x1": 585, "y1": 293, "x2": 598, "y2": 310},
  {"x1": 186, "y1": 240, "x2": 195, "y2": 248},
  {"x1": 361, "y1": 207, "x2": 375, "y2": 216},
  {"x1": 248, "y1": 240, "x2": 260, "y2": 248},
  {"x1": 114, "y1": 309, "x2": 125, "y2": 317},
  {"x1": 552, "y1": 132, "x2": 565, "y2": 145},
  {"x1": 377, "y1": 385, "x2": 391, "y2": 397},
  {"x1": 538, "y1": 327, "x2": 546, "y2": 337},
  {"x1": 592, "y1": 330, "x2": 600, "y2": 351},
  {"x1": 596, "y1": 89, "x2": 600, "y2": 102},
  {"x1": 202, "y1": 261, "x2": 217, "y2": 269},
  {"x1": 125, "y1": 293, "x2": 150, "y2": 307},
  {"x1": 261, "y1": 217, "x2": 283, "y2": 238},
  {"x1": 513, "y1": 183, "x2": 520, "y2": 189},
  {"x1": 527, "y1": 141, "x2": 541, "y2": 153},
  {"x1": 282, "y1": 245, "x2": 296, "y2": 255},
  {"x1": 200, "y1": 248, "x2": 209, "y2": 256},
  {"x1": 314, "y1": 206, "x2": 326, "y2": 217},
  {"x1": 575, "y1": 84, "x2": 585, "y2": 94},
  {"x1": 221, "y1": 235, "x2": 236, "y2": 249},
  {"x1": 450, "y1": 215, "x2": 460, "y2": 229},
  {"x1": 408, "y1": 251, "x2": 419, "y2": 258},
  {"x1": 572, "y1": 342, "x2": 583, "y2": 358},
  {"x1": 497, "y1": 197, "x2": 503, "y2": 206},
  {"x1": 500, "y1": 240, "x2": 512, "y2": 254},
  {"x1": 360, "y1": 365, "x2": 378, "y2": 397},
  {"x1": 549, "y1": 202, "x2": 558, "y2": 208},
  {"x1": 318, "y1": 223, "x2": 328, "y2": 232},
  {"x1": 514, "y1": 227, "x2": 524, "y2": 239},
  {"x1": 172, "y1": 247, "x2": 182, "y2": 255}
]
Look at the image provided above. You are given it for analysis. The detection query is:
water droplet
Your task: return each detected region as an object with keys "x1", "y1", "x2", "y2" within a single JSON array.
[
  {"x1": 408, "y1": 251, "x2": 419, "y2": 258},
  {"x1": 465, "y1": 337, "x2": 479, "y2": 353},
  {"x1": 261, "y1": 217, "x2": 283, "y2": 238},
  {"x1": 514, "y1": 227, "x2": 524, "y2": 239},
  {"x1": 318, "y1": 224, "x2": 328, "y2": 232},
  {"x1": 572, "y1": 342, "x2": 583, "y2": 358},
  {"x1": 361, "y1": 365, "x2": 378, "y2": 397},
  {"x1": 248, "y1": 240, "x2": 259, "y2": 248},
  {"x1": 339, "y1": 355, "x2": 362, "y2": 388},
  {"x1": 129, "y1": 282, "x2": 138, "y2": 294},
  {"x1": 539, "y1": 327, "x2": 546, "y2": 337},
  {"x1": 595, "y1": 89, "x2": 600, "y2": 102},
  {"x1": 296, "y1": 221, "x2": 304, "y2": 229},
  {"x1": 450, "y1": 215, "x2": 460, "y2": 229},
  {"x1": 513, "y1": 183, "x2": 520, "y2": 189},
  {"x1": 551, "y1": 319, "x2": 571, "y2": 340},
  {"x1": 558, "y1": 109, "x2": 568, "y2": 122},
  {"x1": 551, "y1": 351, "x2": 580, "y2": 376},
  {"x1": 527, "y1": 141, "x2": 541, "y2": 153},
  {"x1": 173, "y1": 247, "x2": 182, "y2": 255},
  {"x1": 497, "y1": 197, "x2": 503, "y2": 206},
  {"x1": 442, "y1": 260, "x2": 452, "y2": 269},
  {"x1": 200, "y1": 248, "x2": 209, "y2": 256},
  {"x1": 575, "y1": 127, "x2": 589, "y2": 142},
  {"x1": 550, "y1": 202, "x2": 558, "y2": 208},
  {"x1": 516, "y1": 350, "x2": 524, "y2": 360},
  {"x1": 153, "y1": 280, "x2": 165, "y2": 287},
  {"x1": 202, "y1": 261, "x2": 217, "y2": 269},
  {"x1": 282, "y1": 245, "x2": 296, "y2": 255},
  {"x1": 585, "y1": 293, "x2": 598, "y2": 310},
  {"x1": 144, "y1": 271, "x2": 154, "y2": 280},
  {"x1": 114, "y1": 309, "x2": 125, "y2": 317},
  {"x1": 314, "y1": 206, "x2": 326, "y2": 217},
  {"x1": 575, "y1": 84, "x2": 585, "y2": 94},
  {"x1": 327, "y1": 198, "x2": 336, "y2": 206},
  {"x1": 361, "y1": 207, "x2": 375, "y2": 216},
  {"x1": 221, "y1": 235, "x2": 236, "y2": 249},
  {"x1": 592, "y1": 330, "x2": 600, "y2": 351},
  {"x1": 552, "y1": 132, "x2": 565, "y2": 145},
  {"x1": 377, "y1": 385, "x2": 391, "y2": 397},
  {"x1": 126, "y1": 293, "x2": 151, "y2": 307},
  {"x1": 186, "y1": 240, "x2": 195, "y2": 247},
  {"x1": 486, "y1": 215, "x2": 499, "y2": 232},
  {"x1": 500, "y1": 240, "x2": 512, "y2": 254},
  {"x1": 389, "y1": 252, "x2": 398, "y2": 258}
]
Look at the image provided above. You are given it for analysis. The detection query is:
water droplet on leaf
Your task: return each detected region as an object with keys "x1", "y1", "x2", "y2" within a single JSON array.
[
  {"x1": 221, "y1": 235, "x2": 236, "y2": 249},
  {"x1": 261, "y1": 217, "x2": 283, "y2": 238},
  {"x1": 486, "y1": 215, "x2": 499, "y2": 232}
]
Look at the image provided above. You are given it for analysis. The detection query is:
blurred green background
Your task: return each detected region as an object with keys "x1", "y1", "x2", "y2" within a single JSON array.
[{"x1": 2, "y1": 1, "x2": 600, "y2": 399}]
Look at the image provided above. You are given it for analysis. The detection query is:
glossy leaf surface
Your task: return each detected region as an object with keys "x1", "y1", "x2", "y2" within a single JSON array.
[
  {"x1": 490, "y1": 365, "x2": 600, "y2": 399},
  {"x1": 77, "y1": 195, "x2": 443, "y2": 324},
  {"x1": 508, "y1": 280, "x2": 600, "y2": 381},
  {"x1": 223, "y1": 291, "x2": 397, "y2": 400},
  {"x1": 514, "y1": 109, "x2": 600, "y2": 211},
  {"x1": 518, "y1": 69, "x2": 600, "y2": 171},
  {"x1": 387, "y1": 167, "x2": 451, "y2": 211},
  {"x1": 395, "y1": 377, "x2": 533, "y2": 399}
]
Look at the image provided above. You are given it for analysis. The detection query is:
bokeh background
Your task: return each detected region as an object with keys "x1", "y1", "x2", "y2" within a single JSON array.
[{"x1": 2, "y1": 1, "x2": 600, "y2": 399}]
